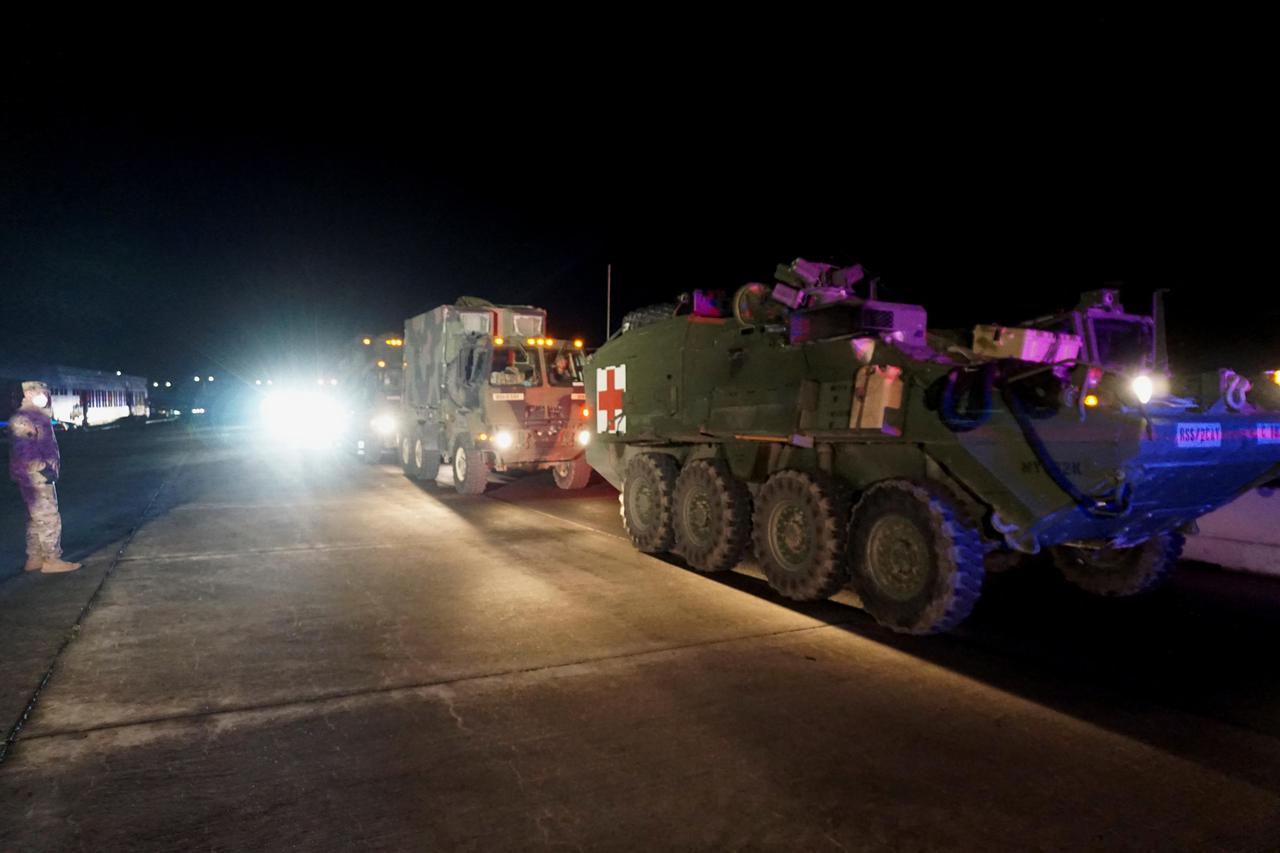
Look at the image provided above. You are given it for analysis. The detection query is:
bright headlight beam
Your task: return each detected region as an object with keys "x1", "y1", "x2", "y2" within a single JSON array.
[
  {"x1": 577, "y1": 429, "x2": 591, "y2": 446},
  {"x1": 1131, "y1": 375, "x2": 1154, "y2": 405},
  {"x1": 494, "y1": 430, "x2": 514, "y2": 450}
]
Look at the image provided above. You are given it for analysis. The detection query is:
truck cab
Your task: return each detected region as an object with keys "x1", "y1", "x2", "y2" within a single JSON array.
[{"x1": 400, "y1": 300, "x2": 594, "y2": 493}]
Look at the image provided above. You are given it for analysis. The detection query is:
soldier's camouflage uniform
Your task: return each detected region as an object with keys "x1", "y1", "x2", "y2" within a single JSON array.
[{"x1": 8, "y1": 383, "x2": 64, "y2": 563}]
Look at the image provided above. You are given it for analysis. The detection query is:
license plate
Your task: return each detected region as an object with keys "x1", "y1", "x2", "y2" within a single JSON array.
[
  {"x1": 1176, "y1": 422, "x2": 1222, "y2": 448},
  {"x1": 1258, "y1": 423, "x2": 1280, "y2": 445},
  {"x1": 492, "y1": 393, "x2": 524, "y2": 401}
]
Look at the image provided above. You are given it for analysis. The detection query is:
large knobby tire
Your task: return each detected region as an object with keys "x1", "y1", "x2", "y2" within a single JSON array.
[
  {"x1": 552, "y1": 458, "x2": 592, "y2": 490},
  {"x1": 620, "y1": 453, "x2": 679, "y2": 552},
  {"x1": 673, "y1": 459, "x2": 752, "y2": 573},
  {"x1": 1051, "y1": 532, "x2": 1184, "y2": 596},
  {"x1": 415, "y1": 435, "x2": 441, "y2": 481},
  {"x1": 452, "y1": 442, "x2": 487, "y2": 495},
  {"x1": 847, "y1": 480, "x2": 986, "y2": 635},
  {"x1": 619, "y1": 303, "x2": 678, "y2": 333},
  {"x1": 401, "y1": 436, "x2": 422, "y2": 480},
  {"x1": 752, "y1": 470, "x2": 851, "y2": 600}
]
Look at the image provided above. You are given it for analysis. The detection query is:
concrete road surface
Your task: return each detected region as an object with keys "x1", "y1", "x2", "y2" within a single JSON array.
[{"x1": 2, "y1": 425, "x2": 1279, "y2": 850}]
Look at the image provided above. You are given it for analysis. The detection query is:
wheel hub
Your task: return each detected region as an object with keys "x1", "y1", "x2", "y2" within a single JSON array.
[
  {"x1": 630, "y1": 481, "x2": 656, "y2": 530},
  {"x1": 683, "y1": 491, "x2": 714, "y2": 548},
  {"x1": 866, "y1": 515, "x2": 930, "y2": 602},
  {"x1": 769, "y1": 501, "x2": 811, "y2": 572}
]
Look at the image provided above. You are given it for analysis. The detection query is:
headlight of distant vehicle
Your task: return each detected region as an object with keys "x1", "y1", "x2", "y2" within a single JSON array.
[
  {"x1": 370, "y1": 414, "x2": 396, "y2": 435},
  {"x1": 1130, "y1": 374, "x2": 1154, "y2": 405},
  {"x1": 494, "y1": 430, "x2": 514, "y2": 450},
  {"x1": 260, "y1": 390, "x2": 346, "y2": 447},
  {"x1": 577, "y1": 429, "x2": 591, "y2": 446}
]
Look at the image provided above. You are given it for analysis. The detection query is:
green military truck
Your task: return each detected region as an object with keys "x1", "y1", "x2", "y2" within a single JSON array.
[
  {"x1": 586, "y1": 260, "x2": 1280, "y2": 634},
  {"x1": 400, "y1": 297, "x2": 594, "y2": 494}
]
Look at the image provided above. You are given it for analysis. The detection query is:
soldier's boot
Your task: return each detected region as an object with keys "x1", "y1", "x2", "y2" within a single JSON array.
[
  {"x1": 41, "y1": 558, "x2": 82, "y2": 574},
  {"x1": 24, "y1": 555, "x2": 44, "y2": 572}
]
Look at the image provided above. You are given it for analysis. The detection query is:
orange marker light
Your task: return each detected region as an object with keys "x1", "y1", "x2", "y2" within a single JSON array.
[
  {"x1": 573, "y1": 339, "x2": 584, "y2": 348},
  {"x1": 362, "y1": 337, "x2": 372, "y2": 346},
  {"x1": 1272, "y1": 370, "x2": 1280, "y2": 386},
  {"x1": 377, "y1": 360, "x2": 386, "y2": 368},
  {"x1": 582, "y1": 406, "x2": 591, "y2": 418},
  {"x1": 1083, "y1": 394, "x2": 1100, "y2": 408},
  {"x1": 477, "y1": 433, "x2": 488, "y2": 442},
  {"x1": 526, "y1": 338, "x2": 536, "y2": 346},
  {"x1": 494, "y1": 336, "x2": 504, "y2": 345}
]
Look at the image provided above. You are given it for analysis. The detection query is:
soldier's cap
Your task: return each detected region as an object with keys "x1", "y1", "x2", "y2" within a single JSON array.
[{"x1": 22, "y1": 381, "x2": 51, "y2": 396}]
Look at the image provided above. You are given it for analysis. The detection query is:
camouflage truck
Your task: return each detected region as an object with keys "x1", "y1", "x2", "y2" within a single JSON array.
[
  {"x1": 585, "y1": 260, "x2": 1280, "y2": 634},
  {"x1": 338, "y1": 332, "x2": 405, "y2": 461},
  {"x1": 400, "y1": 297, "x2": 594, "y2": 494}
]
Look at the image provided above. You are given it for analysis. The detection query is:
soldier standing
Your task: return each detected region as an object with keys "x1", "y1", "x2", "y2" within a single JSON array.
[{"x1": 8, "y1": 381, "x2": 81, "y2": 573}]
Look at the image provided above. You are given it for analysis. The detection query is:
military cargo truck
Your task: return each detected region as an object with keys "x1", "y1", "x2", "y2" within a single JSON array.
[
  {"x1": 586, "y1": 260, "x2": 1280, "y2": 634},
  {"x1": 400, "y1": 298, "x2": 594, "y2": 494},
  {"x1": 338, "y1": 331, "x2": 405, "y2": 461}
]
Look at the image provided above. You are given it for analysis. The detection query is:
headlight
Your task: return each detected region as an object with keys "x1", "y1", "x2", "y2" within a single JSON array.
[
  {"x1": 370, "y1": 414, "x2": 396, "y2": 435},
  {"x1": 1130, "y1": 375, "x2": 1154, "y2": 405},
  {"x1": 259, "y1": 390, "x2": 347, "y2": 447},
  {"x1": 577, "y1": 428, "x2": 591, "y2": 446},
  {"x1": 494, "y1": 430, "x2": 514, "y2": 450}
]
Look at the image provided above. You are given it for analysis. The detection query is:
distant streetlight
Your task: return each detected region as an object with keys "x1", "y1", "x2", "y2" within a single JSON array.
[
  {"x1": 193, "y1": 376, "x2": 201, "y2": 382},
  {"x1": 207, "y1": 376, "x2": 214, "y2": 382},
  {"x1": 153, "y1": 382, "x2": 159, "y2": 388},
  {"x1": 164, "y1": 381, "x2": 172, "y2": 388},
  {"x1": 116, "y1": 370, "x2": 122, "y2": 376},
  {"x1": 255, "y1": 379, "x2": 262, "y2": 386}
]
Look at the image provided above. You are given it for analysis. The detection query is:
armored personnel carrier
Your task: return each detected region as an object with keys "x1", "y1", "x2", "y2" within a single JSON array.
[
  {"x1": 585, "y1": 260, "x2": 1280, "y2": 633},
  {"x1": 400, "y1": 298, "x2": 594, "y2": 494}
]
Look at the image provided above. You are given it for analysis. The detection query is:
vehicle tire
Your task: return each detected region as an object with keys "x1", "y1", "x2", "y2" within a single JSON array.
[
  {"x1": 552, "y1": 458, "x2": 593, "y2": 490},
  {"x1": 452, "y1": 441, "x2": 487, "y2": 495},
  {"x1": 1051, "y1": 532, "x2": 1183, "y2": 596},
  {"x1": 752, "y1": 470, "x2": 850, "y2": 600},
  {"x1": 401, "y1": 436, "x2": 422, "y2": 479},
  {"x1": 847, "y1": 480, "x2": 986, "y2": 634},
  {"x1": 672, "y1": 459, "x2": 752, "y2": 572},
  {"x1": 620, "y1": 452, "x2": 679, "y2": 552},
  {"x1": 619, "y1": 303, "x2": 678, "y2": 333},
  {"x1": 415, "y1": 436, "x2": 441, "y2": 481}
]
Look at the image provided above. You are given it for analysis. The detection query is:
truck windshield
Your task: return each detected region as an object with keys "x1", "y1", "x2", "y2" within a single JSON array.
[
  {"x1": 1092, "y1": 318, "x2": 1153, "y2": 368},
  {"x1": 546, "y1": 344, "x2": 585, "y2": 387},
  {"x1": 489, "y1": 345, "x2": 541, "y2": 386}
]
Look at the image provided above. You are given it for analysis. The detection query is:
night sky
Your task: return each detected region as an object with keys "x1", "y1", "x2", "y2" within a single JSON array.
[{"x1": 3, "y1": 22, "x2": 1273, "y2": 392}]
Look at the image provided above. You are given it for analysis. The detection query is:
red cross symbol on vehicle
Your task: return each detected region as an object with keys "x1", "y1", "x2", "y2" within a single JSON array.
[{"x1": 598, "y1": 367, "x2": 625, "y2": 432}]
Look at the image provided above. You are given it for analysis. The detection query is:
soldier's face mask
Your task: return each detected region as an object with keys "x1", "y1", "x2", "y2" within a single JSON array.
[{"x1": 31, "y1": 393, "x2": 50, "y2": 409}]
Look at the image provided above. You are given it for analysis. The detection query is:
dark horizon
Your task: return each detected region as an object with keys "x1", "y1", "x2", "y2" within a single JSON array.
[{"x1": 4, "y1": 30, "x2": 1274, "y2": 386}]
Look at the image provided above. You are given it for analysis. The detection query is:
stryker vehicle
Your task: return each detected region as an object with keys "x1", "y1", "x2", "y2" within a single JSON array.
[
  {"x1": 585, "y1": 259, "x2": 1280, "y2": 634},
  {"x1": 338, "y1": 331, "x2": 405, "y2": 462},
  {"x1": 400, "y1": 298, "x2": 594, "y2": 494}
]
